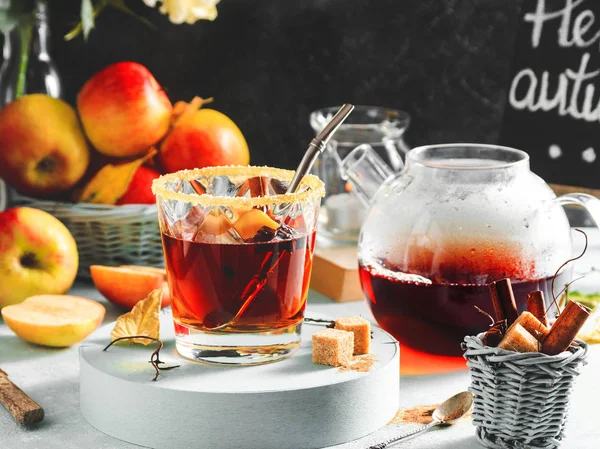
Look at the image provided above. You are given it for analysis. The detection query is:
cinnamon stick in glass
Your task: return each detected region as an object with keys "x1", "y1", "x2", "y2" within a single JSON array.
[
  {"x1": 526, "y1": 290, "x2": 548, "y2": 327},
  {"x1": 241, "y1": 176, "x2": 269, "y2": 211},
  {"x1": 488, "y1": 278, "x2": 519, "y2": 326},
  {"x1": 248, "y1": 176, "x2": 269, "y2": 197},
  {"x1": 541, "y1": 301, "x2": 590, "y2": 355}
]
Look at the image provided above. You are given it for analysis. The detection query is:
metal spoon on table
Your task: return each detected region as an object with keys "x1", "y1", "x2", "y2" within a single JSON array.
[
  {"x1": 368, "y1": 391, "x2": 474, "y2": 449},
  {"x1": 202, "y1": 104, "x2": 355, "y2": 331}
]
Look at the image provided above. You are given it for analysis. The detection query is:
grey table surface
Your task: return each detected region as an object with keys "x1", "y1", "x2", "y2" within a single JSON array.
[{"x1": 1, "y1": 229, "x2": 600, "y2": 449}]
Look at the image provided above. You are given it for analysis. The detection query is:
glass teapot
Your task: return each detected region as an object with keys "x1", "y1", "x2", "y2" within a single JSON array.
[{"x1": 341, "y1": 143, "x2": 600, "y2": 373}]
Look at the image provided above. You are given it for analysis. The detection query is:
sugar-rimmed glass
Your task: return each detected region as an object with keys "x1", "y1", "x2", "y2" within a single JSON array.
[{"x1": 152, "y1": 166, "x2": 324, "y2": 365}]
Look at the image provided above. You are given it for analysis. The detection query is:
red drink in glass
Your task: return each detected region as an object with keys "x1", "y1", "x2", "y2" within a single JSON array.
[
  {"x1": 162, "y1": 232, "x2": 316, "y2": 332},
  {"x1": 153, "y1": 166, "x2": 324, "y2": 365}
]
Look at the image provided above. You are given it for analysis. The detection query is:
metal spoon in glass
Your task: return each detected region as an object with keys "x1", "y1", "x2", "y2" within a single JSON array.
[
  {"x1": 369, "y1": 391, "x2": 474, "y2": 449},
  {"x1": 202, "y1": 104, "x2": 355, "y2": 331}
]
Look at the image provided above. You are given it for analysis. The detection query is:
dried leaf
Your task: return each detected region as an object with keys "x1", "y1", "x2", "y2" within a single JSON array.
[
  {"x1": 110, "y1": 288, "x2": 161, "y2": 345},
  {"x1": 481, "y1": 320, "x2": 507, "y2": 347},
  {"x1": 171, "y1": 96, "x2": 213, "y2": 127},
  {"x1": 76, "y1": 149, "x2": 157, "y2": 204}
]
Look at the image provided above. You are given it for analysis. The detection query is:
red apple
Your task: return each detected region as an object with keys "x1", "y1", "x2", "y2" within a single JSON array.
[
  {"x1": 159, "y1": 108, "x2": 249, "y2": 172},
  {"x1": 0, "y1": 94, "x2": 90, "y2": 197},
  {"x1": 77, "y1": 62, "x2": 172, "y2": 158},
  {"x1": 0, "y1": 207, "x2": 79, "y2": 308},
  {"x1": 116, "y1": 165, "x2": 161, "y2": 205}
]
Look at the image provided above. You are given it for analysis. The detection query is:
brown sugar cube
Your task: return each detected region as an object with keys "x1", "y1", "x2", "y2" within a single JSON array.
[
  {"x1": 511, "y1": 311, "x2": 549, "y2": 342},
  {"x1": 335, "y1": 316, "x2": 371, "y2": 355},
  {"x1": 312, "y1": 328, "x2": 354, "y2": 366},
  {"x1": 498, "y1": 323, "x2": 540, "y2": 352}
]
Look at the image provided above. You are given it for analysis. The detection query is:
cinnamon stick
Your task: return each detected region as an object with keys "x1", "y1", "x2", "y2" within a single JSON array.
[
  {"x1": 237, "y1": 176, "x2": 269, "y2": 211},
  {"x1": 248, "y1": 176, "x2": 268, "y2": 198},
  {"x1": 542, "y1": 301, "x2": 591, "y2": 355},
  {"x1": 488, "y1": 278, "x2": 519, "y2": 326},
  {"x1": 250, "y1": 176, "x2": 269, "y2": 212},
  {"x1": 526, "y1": 290, "x2": 548, "y2": 327},
  {"x1": 0, "y1": 368, "x2": 44, "y2": 426}
]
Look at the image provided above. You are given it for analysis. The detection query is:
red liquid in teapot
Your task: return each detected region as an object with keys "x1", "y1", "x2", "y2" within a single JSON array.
[{"x1": 358, "y1": 241, "x2": 570, "y2": 375}]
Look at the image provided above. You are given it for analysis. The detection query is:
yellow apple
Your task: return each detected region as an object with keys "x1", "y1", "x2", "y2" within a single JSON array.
[
  {"x1": 0, "y1": 94, "x2": 90, "y2": 197},
  {"x1": 0, "y1": 207, "x2": 78, "y2": 308}
]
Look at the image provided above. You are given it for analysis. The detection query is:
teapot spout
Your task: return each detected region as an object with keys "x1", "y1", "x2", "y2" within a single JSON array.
[{"x1": 340, "y1": 144, "x2": 395, "y2": 208}]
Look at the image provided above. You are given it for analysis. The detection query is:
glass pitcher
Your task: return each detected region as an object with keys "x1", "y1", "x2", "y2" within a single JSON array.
[
  {"x1": 309, "y1": 105, "x2": 410, "y2": 244},
  {"x1": 342, "y1": 143, "x2": 600, "y2": 374}
]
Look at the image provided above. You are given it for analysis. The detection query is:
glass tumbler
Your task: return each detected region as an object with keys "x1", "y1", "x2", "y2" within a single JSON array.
[
  {"x1": 310, "y1": 105, "x2": 410, "y2": 244},
  {"x1": 153, "y1": 166, "x2": 324, "y2": 365}
]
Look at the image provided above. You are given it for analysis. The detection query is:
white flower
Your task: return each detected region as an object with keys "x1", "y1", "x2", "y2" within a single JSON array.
[{"x1": 143, "y1": 0, "x2": 220, "y2": 24}]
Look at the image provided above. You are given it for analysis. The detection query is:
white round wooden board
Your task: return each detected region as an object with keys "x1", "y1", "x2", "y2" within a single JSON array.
[{"x1": 79, "y1": 309, "x2": 400, "y2": 449}]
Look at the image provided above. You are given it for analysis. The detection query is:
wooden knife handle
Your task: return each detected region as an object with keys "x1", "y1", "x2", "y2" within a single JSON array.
[{"x1": 0, "y1": 369, "x2": 44, "y2": 425}]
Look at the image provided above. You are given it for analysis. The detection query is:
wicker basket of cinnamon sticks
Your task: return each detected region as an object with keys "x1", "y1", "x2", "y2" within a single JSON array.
[{"x1": 463, "y1": 278, "x2": 590, "y2": 449}]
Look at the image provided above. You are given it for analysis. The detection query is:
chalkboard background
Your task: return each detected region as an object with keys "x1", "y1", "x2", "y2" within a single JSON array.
[
  {"x1": 44, "y1": 0, "x2": 522, "y2": 170},
  {"x1": 500, "y1": 0, "x2": 600, "y2": 189}
]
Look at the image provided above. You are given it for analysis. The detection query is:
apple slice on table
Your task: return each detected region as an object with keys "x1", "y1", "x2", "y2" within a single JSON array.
[
  {"x1": 1, "y1": 295, "x2": 105, "y2": 347},
  {"x1": 90, "y1": 265, "x2": 170, "y2": 310},
  {"x1": 119, "y1": 265, "x2": 172, "y2": 305}
]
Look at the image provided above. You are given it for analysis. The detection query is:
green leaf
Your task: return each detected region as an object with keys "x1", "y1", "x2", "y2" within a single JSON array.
[
  {"x1": 15, "y1": 17, "x2": 33, "y2": 98},
  {"x1": 65, "y1": 0, "x2": 108, "y2": 41},
  {"x1": 569, "y1": 291, "x2": 600, "y2": 310},
  {"x1": 0, "y1": 0, "x2": 35, "y2": 34},
  {"x1": 65, "y1": 0, "x2": 156, "y2": 41},
  {"x1": 81, "y1": 0, "x2": 95, "y2": 41}
]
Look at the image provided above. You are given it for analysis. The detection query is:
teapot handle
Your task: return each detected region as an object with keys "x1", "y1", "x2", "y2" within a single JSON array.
[
  {"x1": 339, "y1": 144, "x2": 395, "y2": 208},
  {"x1": 554, "y1": 193, "x2": 600, "y2": 228},
  {"x1": 0, "y1": 179, "x2": 6, "y2": 212}
]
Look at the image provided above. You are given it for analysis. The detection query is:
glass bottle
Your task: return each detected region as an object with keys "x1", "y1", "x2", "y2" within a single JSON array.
[{"x1": 0, "y1": 0, "x2": 62, "y2": 107}]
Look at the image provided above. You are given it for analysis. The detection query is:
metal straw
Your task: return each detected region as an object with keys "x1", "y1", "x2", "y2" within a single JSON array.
[
  {"x1": 286, "y1": 104, "x2": 355, "y2": 193},
  {"x1": 203, "y1": 104, "x2": 355, "y2": 330}
]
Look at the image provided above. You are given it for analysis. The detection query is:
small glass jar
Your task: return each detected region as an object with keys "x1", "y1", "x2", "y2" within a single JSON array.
[{"x1": 309, "y1": 105, "x2": 410, "y2": 245}]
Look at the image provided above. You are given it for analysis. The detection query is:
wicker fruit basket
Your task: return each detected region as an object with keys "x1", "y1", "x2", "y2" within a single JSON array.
[
  {"x1": 9, "y1": 189, "x2": 164, "y2": 279},
  {"x1": 463, "y1": 334, "x2": 588, "y2": 449}
]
